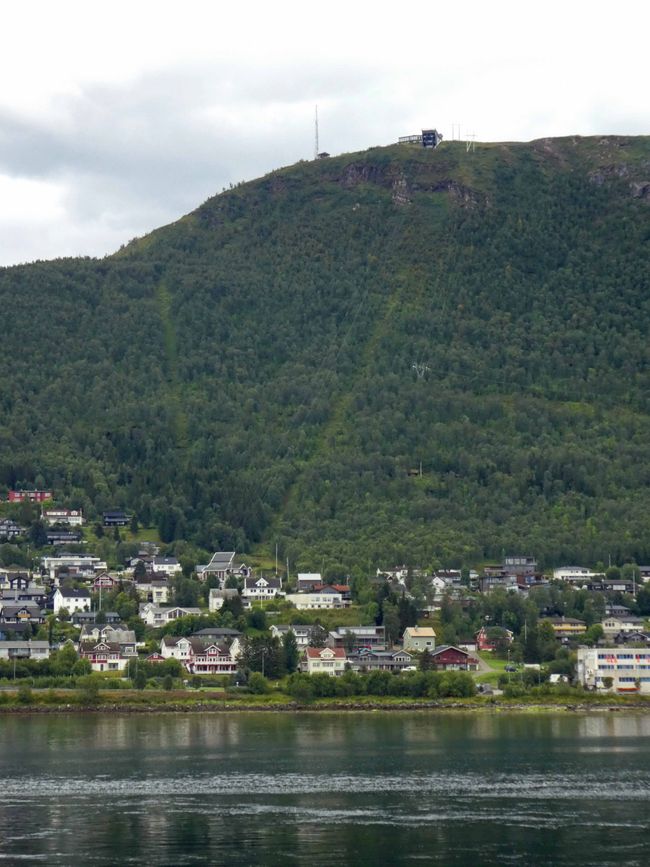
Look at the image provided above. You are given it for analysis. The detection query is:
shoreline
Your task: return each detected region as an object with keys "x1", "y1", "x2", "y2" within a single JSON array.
[{"x1": 2, "y1": 699, "x2": 650, "y2": 715}]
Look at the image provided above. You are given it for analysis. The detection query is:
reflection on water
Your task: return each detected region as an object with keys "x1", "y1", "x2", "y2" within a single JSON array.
[{"x1": 1, "y1": 712, "x2": 650, "y2": 865}]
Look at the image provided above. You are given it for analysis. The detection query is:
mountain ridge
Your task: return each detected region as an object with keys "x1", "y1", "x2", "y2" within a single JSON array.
[{"x1": 1, "y1": 134, "x2": 649, "y2": 574}]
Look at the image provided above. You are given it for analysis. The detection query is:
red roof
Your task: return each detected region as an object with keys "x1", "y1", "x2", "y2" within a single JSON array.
[{"x1": 305, "y1": 646, "x2": 346, "y2": 659}]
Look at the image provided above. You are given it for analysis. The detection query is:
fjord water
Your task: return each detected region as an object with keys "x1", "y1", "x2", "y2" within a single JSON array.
[{"x1": 1, "y1": 712, "x2": 649, "y2": 865}]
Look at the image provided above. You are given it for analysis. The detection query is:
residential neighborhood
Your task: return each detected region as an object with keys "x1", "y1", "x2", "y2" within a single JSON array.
[{"x1": 0, "y1": 494, "x2": 649, "y2": 699}]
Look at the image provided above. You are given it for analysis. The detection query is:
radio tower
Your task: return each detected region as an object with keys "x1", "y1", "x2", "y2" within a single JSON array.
[{"x1": 314, "y1": 105, "x2": 319, "y2": 160}]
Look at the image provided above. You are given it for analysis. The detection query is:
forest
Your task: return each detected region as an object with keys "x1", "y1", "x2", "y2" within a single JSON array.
[{"x1": 0, "y1": 134, "x2": 649, "y2": 574}]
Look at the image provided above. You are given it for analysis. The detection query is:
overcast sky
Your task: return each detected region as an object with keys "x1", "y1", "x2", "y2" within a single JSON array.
[{"x1": 1, "y1": 0, "x2": 648, "y2": 267}]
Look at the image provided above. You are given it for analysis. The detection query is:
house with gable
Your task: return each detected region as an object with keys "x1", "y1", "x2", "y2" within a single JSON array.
[
  {"x1": 428, "y1": 645, "x2": 480, "y2": 671},
  {"x1": 159, "y1": 635, "x2": 238, "y2": 674},
  {"x1": 301, "y1": 646, "x2": 347, "y2": 676},
  {"x1": 347, "y1": 648, "x2": 415, "y2": 672},
  {"x1": 78, "y1": 639, "x2": 132, "y2": 672},
  {"x1": 196, "y1": 552, "x2": 250, "y2": 585},
  {"x1": 139, "y1": 603, "x2": 201, "y2": 627},
  {"x1": 53, "y1": 587, "x2": 91, "y2": 615},
  {"x1": 242, "y1": 576, "x2": 282, "y2": 602},
  {"x1": 270, "y1": 625, "x2": 313, "y2": 649},
  {"x1": 285, "y1": 586, "x2": 344, "y2": 609}
]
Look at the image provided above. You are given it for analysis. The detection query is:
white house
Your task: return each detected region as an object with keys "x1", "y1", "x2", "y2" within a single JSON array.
[
  {"x1": 159, "y1": 636, "x2": 238, "y2": 674},
  {"x1": 139, "y1": 603, "x2": 202, "y2": 627},
  {"x1": 0, "y1": 640, "x2": 51, "y2": 660},
  {"x1": 242, "y1": 576, "x2": 282, "y2": 601},
  {"x1": 301, "y1": 646, "x2": 347, "y2": 676},
  {"x1": 53, "y1": 587, "x2": 91, "y2": 615},
  {"x1": 577, "y1": 647, "x2": 650, "y2": 693},
  {"x1": 42, "y1": 509, "x2": 84, "y2": 527},
  {"x1": 208, "y1": 588, "x2": 240, "y2": 612},
  {"x1": 285, "y1": 588, "x2": 343, "y2": 609},
  {"x1": 553, "y1": 566, "x2": 598, "y2": 584},
  {"x1": 601, "y1": 615, "x2": 647, "y2": 636},
  {"x1": 42, "y1": 555, "x2": 107, "y2": 583},
  {"x1": 78, "y1": 639, "x2": 134, "y2": 672},
  {"x1": 151, "y1": 556, "x2": 182, "y2": 577},
  {"x1": 270, "y1": 625, "x2": 313, "y2": 649},
  {"x1": 403, "y1": 626, "x2": 437, "y2": 652},
  {"x1": 196, "y1": 552, "x2": 250, "y2": 584}
]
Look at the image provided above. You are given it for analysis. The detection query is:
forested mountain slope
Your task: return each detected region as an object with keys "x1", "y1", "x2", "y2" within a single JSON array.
[{"x1": 1, "y1": 135, "x2": 649, "y2": 573}]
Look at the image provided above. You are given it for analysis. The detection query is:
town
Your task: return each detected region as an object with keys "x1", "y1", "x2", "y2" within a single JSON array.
[{"x1": 1, "y1": 489, "x2": 649, "y2": 704}]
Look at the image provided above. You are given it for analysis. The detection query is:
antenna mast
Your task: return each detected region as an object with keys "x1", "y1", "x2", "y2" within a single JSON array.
[{"x1": 314, "y1": 105, "x2": 319, "y2": 159}]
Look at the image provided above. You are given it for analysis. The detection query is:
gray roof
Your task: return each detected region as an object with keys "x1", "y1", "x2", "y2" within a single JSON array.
[
  {"x1": 58, "y1": 587, "x2": 91, "y2": 598},
  {"x1": 0, "y1": 640, "x2": 50, "y2": 649}
]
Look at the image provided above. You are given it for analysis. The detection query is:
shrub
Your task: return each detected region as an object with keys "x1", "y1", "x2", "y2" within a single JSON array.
[
  {"x1": 248, "y1": 672, "x2": 269, "y2": 694},
  {"x1": 16, "y1": 684, "x2": 33, "y2": 705}
]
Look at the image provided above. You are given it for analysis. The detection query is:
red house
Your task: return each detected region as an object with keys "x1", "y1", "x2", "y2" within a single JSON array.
[
  {"x1": 429, "y1": 645, "x2": 479, "y2": 671},
  {"x1": 8, "y1": 490, "x2": 53, "y2": 503},
  {"x1": 475, "y1": 626, "x2": 514, "y2": 652}
]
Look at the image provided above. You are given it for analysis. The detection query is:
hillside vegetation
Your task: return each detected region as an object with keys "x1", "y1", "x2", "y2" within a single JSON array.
[{"x1": 1, "y1": 135, "x2": 649, "y2": 574}]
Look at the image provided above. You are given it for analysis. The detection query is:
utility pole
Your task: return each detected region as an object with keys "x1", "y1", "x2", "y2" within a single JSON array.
[
  {"x1": 314, "y1": 105, "x2": 319, "y2": 159},
  {"x1": 275, "y1": 543, "x2": 278, "y2": 576}
]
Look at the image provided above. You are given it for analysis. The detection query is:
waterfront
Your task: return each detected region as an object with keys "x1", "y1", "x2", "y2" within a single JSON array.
[{"x1": 1, "y1": 712, "x2": 649, "y2": 865}]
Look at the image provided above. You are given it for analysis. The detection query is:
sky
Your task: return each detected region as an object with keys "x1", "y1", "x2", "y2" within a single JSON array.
[{"x1": 0, "y1": 0, "x2": 648, "y2": 266}]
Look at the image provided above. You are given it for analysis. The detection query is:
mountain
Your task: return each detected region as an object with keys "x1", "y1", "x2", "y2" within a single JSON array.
[{"x1": 1, "y1": 135, "x2": 650, "y2": 574}]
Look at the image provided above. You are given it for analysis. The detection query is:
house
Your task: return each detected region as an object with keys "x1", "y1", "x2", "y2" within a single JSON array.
[
  {"x1": 285, "y1": 587, "x2": 344, "y2": 609},
  {"x1": 0, "y1": 571, "x2": 31, "y2": 592},
  {"x1": 577, "y1": 647, "x2": 650, "y2": 693},
  {"x1": 589, "y1": 578, "x2": 636, "y2": 595},
  {"x1": 0, "y1": 640, "x2": 51, "y2": 660},
  {"x1": 0, "y1": 602, "x2": 45, "y2": 624},
  {"x1": 553, "y1": 566, "x2": 599, "y2": 584},
  {"x1": 41, "y1": 554, "x2": 106, "y2": 583},
  {"x1": 601, "y1": 615, "x2": 646, "y2": 636},
  {"x1": 151, "y1": 556, "x2": 182, "y2": 577},
  {"x1": 208, "y1": 588, "x2": 240, "y2": 612},
  {"x1": 102, "y1": 510, "x2": 131, "y2": 527},
  {"x1": 328, "y1": 625, "x2": 386, "y2": 651},
  {"x1": 428, "y1": 645, "x2": 479, "y2": 671},
  {"x1": 433, "y1": 570, "x2": 462, "y2": 586},
  {"x1": 8, "y1": 490, "x2": 52, "y2": 503},
  {"x1": 475, "y1": 626, "x2": 514, "y2": 651},
  {"x1": 270, "y1": 624, "x2": 313, "y2": 649},
  {"x1": 301, "y1": 646, "x2": 347, "y2": 676},
  {"x1": 135, "y1": 576, "x2": 170, "y2": 604},
  {"x1": 347, "y1": 649, "x2": 414, "y2": 672},
  {"x1": 296, "y1": 573, "x2": 323, "y2": 592},
  {"x1": 71, "y1": 610, "x2": 121, "y2": 626},
  {"x1": 196, "y1": 551, "x2": 250, "y2": 584},
  {"x1": 543, "y1": 617, "x2": 587, "y2": 639},
  {"x1": 78, "y1": 640, "x2": 132, "y2": 672},
  {"x1": 1, "y1": 582, "x2": 48, "y2": 607},
  {"x1": 192, "y1": 627, "x2": 242, "y2": 642},
  {"x1": 80, "y1": 625, "x2": 137, "y2": 655},
  {"x1": 613, "y1": 631, "x2": 650, "y2": 646},
  {"x1": 0, "y1": 519, "x2": 24, "y2": 540},
  {"x1": 53, "y1": 587, "x2": 91, "y2": 615},
  {"x1": 93, "y1": 573, "x2": 119, "y2": 591},
  {"x1": 159, "y1": 636, "x2": 238, "y2": 674},
  {"x1": 503, "y1": 556, "x2": 537, "y2": 578},
  {"x1": 139, "y1": 604, "x2": 201, "y2": 627},
  {"x1": 605, "y1": 604, "x2": 631, "y2": 618},
  {"x1": 46, "y1": 529, "x2": 83, "y2": 546},
  {"x1": 242, "y1": 576, "x2": 282, "y2": 601},
  {"x1": 478, "y1": 574, "x2": 518, "y2": 593},
  {"x1": 42, "y1": 509, "x2": 84, "y2": 526},
  {"x1": 402, "y1": 626, "x2": 436, "y2": 652}
]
